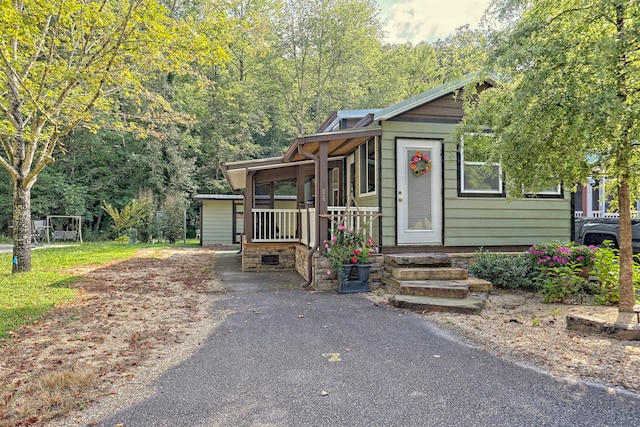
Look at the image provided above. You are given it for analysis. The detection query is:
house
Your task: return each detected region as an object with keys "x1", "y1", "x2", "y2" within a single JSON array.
[{"x1": 220, "y1": 75, "x2": 572, "y2": 292}]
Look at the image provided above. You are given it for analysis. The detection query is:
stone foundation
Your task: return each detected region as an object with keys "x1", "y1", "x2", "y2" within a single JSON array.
[
  {"x1": 242, "y1": 242, "x2": 296, "y2": 271},
  {"x1": 450, "y1": 253, "x2": 478, "y2": 270},
  {"x1": 295, "y1": 244, "x2": 310, "y2": 281}
]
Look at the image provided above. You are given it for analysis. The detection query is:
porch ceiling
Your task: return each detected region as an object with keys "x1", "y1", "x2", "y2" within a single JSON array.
[{"x1": 284, "y1": 126, "x2": 382, "y2": 162}]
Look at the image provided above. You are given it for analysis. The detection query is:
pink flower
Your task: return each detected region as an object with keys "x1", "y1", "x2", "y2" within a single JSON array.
[
  {"x1": 354, "y1": 249, "x2": 362, "y2": 255},
  {"x1": 326, "y1": 270, "x2": 331, "y2": 275},
  {"x1": 412, "y1": 156, "x2": 419, "y2": 162},
  {"x1": 351, "y1": 256, "x2": 357, "y2": 264},
  {"x1": 423, "y1": 154, "x2": 429, "y2": 161}
]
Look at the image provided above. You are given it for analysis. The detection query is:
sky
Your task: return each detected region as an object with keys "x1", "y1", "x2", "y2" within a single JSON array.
[{"x1": 375, "y1": 0, "x2": 493, "y2": 44}]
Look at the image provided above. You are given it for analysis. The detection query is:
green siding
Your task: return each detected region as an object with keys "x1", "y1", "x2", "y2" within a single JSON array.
[
  {"x1": 202, "y1": 200, "x2": 238, "y2": 245},
  {"x1": 378, "y1": 121, "x2": 572, "y2": 248}
]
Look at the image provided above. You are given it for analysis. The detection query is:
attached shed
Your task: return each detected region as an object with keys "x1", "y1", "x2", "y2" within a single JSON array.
[{"x1": 194, "y1": 194, "x2": 297, "y2": 245}]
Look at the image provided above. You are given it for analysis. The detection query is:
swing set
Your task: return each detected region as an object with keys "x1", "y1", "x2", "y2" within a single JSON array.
[{"x1": 46, "y1": 215, "x2": 83, "y2": 243}]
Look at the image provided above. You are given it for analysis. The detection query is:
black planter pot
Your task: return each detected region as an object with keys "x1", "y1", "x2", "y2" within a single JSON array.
[{"x1": 355, "y1": 264, "x2": 371, "y2": 281}]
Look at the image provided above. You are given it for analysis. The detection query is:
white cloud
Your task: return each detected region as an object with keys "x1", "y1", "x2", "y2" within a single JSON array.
[{"x1": 378, "y1": 0, "x2": 492, "y2": 44}]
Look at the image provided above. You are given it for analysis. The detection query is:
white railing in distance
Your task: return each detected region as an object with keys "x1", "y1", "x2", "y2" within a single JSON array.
[
  {"x1": 253, "y1": 208, "x2": 298, "y2": 242},
  {"x1": 575, "y1": 211, "x2": 639, "y2": 218}
]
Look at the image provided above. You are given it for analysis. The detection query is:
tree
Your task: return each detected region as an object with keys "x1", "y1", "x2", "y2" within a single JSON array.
[
  {"x1": 462, "y1": 0, "x2": 640, "y2": 314},
  {"x1": 265, "y1": 0, "x2": 384, "y2": 134},
  {"x1": 0, "y1": 0, "x2": 224, "y2": 272},
  {"x1": 102, "y1": 197, "x2": 153, "y2": 238}
]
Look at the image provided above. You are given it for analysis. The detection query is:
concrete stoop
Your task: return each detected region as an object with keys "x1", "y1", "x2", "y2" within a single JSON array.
[{"x1": 384, "y1": 253, "x2": 492, "y2": 315}]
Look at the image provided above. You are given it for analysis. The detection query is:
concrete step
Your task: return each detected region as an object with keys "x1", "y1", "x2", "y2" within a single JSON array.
[
  {"x1": 386, "y1": 266, "x2": 468, "y2": 281},
  {"x1": 397, "y1": 280, "x2": 469, "y2": 298},
  {"x1": 385, "y1": 253, "x2": 451, "y2": 268},
  {"x1": 390, "y1": 293, "x2": 488, "y2": 315}
]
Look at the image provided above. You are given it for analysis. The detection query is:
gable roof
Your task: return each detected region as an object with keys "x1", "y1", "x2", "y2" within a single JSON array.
[{"x1": 373, "y1": 73, "x2": 497, "y2": 122}]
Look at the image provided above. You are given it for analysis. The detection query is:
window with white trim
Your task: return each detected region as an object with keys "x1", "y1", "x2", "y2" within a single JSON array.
[
  {"x1": 460, "y1": 134, "x2": 503, "y2": 195},
  {"x1": 359, "y1": 138, "x2": 376, "y2": 195}
]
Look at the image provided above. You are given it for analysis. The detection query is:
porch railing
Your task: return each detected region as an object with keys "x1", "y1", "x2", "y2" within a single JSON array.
[
  {"x1": 253, "y1": 208, "x2": 298, "y2": 242},
  {"x1": 252, "y1": 206, "x2": 379, "y2": 246}
]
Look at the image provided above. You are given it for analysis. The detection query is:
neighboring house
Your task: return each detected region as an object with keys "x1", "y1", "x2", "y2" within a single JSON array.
[
  {"x1": 574, "y1": 178, "x2": 640, "y2": 219},
  {"x1": 220, "y1": 75, "x2": 572, "y2": 290}
]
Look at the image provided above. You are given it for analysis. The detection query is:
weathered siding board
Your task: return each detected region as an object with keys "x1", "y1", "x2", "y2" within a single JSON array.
[
  {"x1": 445, "y1": 221, "x2": 568, "y2": 236},
  {"x1": 446, "y1": 206, "x2": 569, "y2": 219}
]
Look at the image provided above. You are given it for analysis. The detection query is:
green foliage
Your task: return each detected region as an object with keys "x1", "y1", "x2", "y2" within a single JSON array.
[
  {"x1": 537, "y1": 262, "x2": 586, "y2": 304},
  {"x1": 0, "y1": 243, "x2": 145, "y2": 339},
  {"x1": 102, "y1": 198, "x2": 154, "y2": 238},
  {"x1": 160, "y1": 193, "x2": 187, "y2": 244},
  {"x1": 528, "y1": 241, "x2": 595, "y2": 303},
  {"x1": 469, "y1": 251, "x2": 536, "y2": 290},
  {"x1": 463, "y1": 0, "x2": 640, "y2": 311},
  {"x1": 589, "y1": 244, "x2": 640, "y2": 305}
]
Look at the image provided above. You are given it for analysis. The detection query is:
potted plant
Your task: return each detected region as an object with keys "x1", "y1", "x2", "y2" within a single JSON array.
[{"x1": 321, "y1": 224, "x2": 376, "y2": 284}]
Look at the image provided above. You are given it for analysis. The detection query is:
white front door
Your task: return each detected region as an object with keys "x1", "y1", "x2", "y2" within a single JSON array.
[{"x1": 396, "y1": 139, "x2": 442, "y2": 245}]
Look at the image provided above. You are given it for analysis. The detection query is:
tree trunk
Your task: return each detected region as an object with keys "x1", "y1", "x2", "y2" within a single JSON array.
[
  {"x1": 12, "y1": 181, "x2": 32, "y2": 273},
  {"x1": 617, "y1": 179, "x2": 635, "y2": 313}
]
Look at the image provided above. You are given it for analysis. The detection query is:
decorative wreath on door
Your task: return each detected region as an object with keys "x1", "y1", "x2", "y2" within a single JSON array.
[{"x1": 409, "y1": 151, "x2": 432, "y2": 177}]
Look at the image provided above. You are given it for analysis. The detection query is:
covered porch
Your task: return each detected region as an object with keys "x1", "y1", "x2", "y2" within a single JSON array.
[{"x1": 221, "y1": 126, "x2": 382, "y2": 289}]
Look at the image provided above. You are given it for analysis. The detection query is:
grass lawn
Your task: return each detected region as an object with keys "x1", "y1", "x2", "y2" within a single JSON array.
[{"x1": 0, "y1": 242, "x2": 179, "y2": 339}]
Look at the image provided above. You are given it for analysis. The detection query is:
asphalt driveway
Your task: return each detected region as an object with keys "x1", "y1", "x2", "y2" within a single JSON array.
[{"x1": 97, "y1": 252, "x2": 640, "y2": 426}]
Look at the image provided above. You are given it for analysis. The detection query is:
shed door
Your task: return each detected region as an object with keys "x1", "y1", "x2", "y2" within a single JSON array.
[{"x1": 396, "y1": 139, "x2": 442, "y2": 245}]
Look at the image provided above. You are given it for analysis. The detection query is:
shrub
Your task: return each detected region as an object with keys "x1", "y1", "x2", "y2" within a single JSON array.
[
  {"x1": 537, "y1": 262, "x2": 585, "y2": 303},
  {"x1": 527, "y1": 241, "x2": 600, "y2": 303},
  {"x1": 589, "y1": 243, "x2": 640, "y2": 305},
  {"x1": 528, "y1": 241, "x2": 597, "y2": 270},
  {"x1": 470, "y1": 251, "x2": 537, "y2": 290}
]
